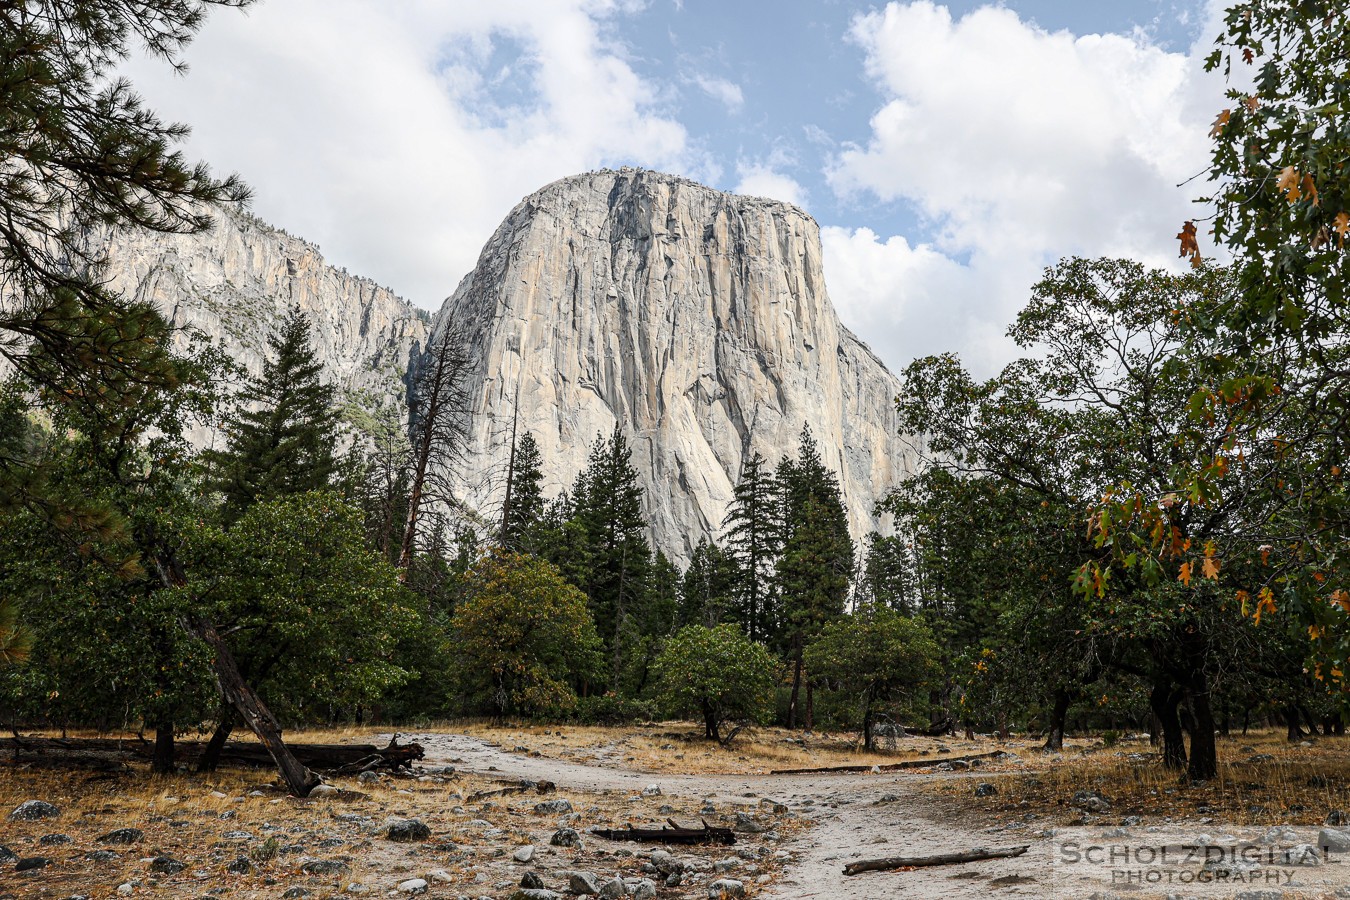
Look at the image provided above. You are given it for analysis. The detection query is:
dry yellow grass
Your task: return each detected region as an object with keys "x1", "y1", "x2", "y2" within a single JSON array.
[
  {"x1": 460, "y1": 720, "x2": 1023, "y2": 775},
  {"x1": 927, "y1": 729, "x2": 1350, "y2": 828}
]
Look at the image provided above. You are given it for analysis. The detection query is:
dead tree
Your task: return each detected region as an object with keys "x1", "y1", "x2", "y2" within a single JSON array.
[
  {"x1": 398, "y1": 319, "x2": 475, "y2": 577},
  {"x1": 843, "y1": 845, "x2": 1029, "y2": 876}
]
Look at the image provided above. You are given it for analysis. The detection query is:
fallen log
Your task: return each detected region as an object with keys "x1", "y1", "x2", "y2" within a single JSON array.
[
  {"x1": 590, "y1": 818, "x2": 735, "y2": 846},
  {"x1": 770, "y1": 749, "x2": 1004, "y2": 775},
  {"x1": 466, "y1": 779, "x2": 557, "y2": 803},
  {"x1": 843, "y1": 844, "x2": 1030, "y2": 876},
  {"x1": 1, "y1": 734, "x2": 422, "y2": 773}
]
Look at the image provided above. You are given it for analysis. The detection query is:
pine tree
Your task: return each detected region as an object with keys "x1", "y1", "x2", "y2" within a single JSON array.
[
  {"x1": 722, "y1": 452, "x2": 780, "y2": 642},
  {"x1": 570, "y1": 426, "x2": 652, "y2": 687},
  {"x1": 501, "y1": 430, "x2": 546, "y2": 551},
  {"x1": 679, "y1": 538, "x2": 738, "y2": 629},
  {"x1": 775, "y1": 425, "x2": 855, "y2": 728},
  {"x1": 859, "y1": 532, "x2": 913, "y2": 612},
  {"x1": 207, "y1": 307, "x2": 340, "y2": 520}
]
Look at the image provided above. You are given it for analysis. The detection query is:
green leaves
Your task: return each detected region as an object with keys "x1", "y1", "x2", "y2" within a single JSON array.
[{"x1": 651, "y1": 624, "x2": 778, "y2": 739}]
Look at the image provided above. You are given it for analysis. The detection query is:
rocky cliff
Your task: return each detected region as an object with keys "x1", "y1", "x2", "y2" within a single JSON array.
[
  {"x1": 432, "y1": 168, "x2": 913, "y2": 565},
  {"x1": 100, "y1": 209, "x2": 430, "y2": 418}
]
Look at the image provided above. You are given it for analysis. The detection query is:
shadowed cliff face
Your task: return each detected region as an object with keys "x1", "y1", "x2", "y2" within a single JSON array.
[{"x1": 432, "y1": 168, "x2": 914, "y2": 566}]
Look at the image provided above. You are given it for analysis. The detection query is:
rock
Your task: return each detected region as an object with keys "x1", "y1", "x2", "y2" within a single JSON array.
[
  {"x1": 570, "y1": 871, "x2": 600, "y2": 894},
  {"x1": 707, "y1": 878, "x2": 746, "y2": 899},
  {"x1": 396, "y1": 878, "x2": 428, "y2": 894},
  {"x1": 1071, "y1": 790, "x2": 1111, "y2": 813},
  {"x1": 649, "y1": 850, "x2": 683, "y2": 875},
  {"x1": 98, "y1": 828, "x2": 144, "y2": 844},
  {"x1": 9, "y1": 800, "x2": 60, "y2": 821},
  {"x1": 628, "y1": 878, "x2": 658, "y2": 899},
  {"x1": 513, "y1": 844, "x2": 536, "y2": 863},
  {"x1": 226, "y1": 856, "x2": 256, "y2": 874},
  {"x1": 550, "y1": 827, "x2": 582, "y2": 848},
  {"x1": 508, "y1": 890, "x2": 562, "y2": 900},
  {"x1": 520, "y1": 871, "x2": 547, "y2": 888},
  {"x1": 308, "y1": 784, "x2": 339, "y2": 798},
  {"x1": 431, "y1": 169, "x2": 914, "y2": 567},
  {"x1": 1282, "y1": 843, "x2": 1323, "y2": 866},
  {"x1": 16, "y1": 857, "x2": 51, "y2": 872},
  {"x1": 385, "y1": 818, "x2": 431, "y2": 842},
  {"x1": 357, "y1": 771, "x2": 380, "y2": 784},
  {"x1": 221, "y1": 830, "x2": 253, "y2": 841},
  {"x1": 39, "y1": 833, "x2": 71, "y2": 845},
  {"x1": 85, "y1": 850, "x2": 119, "y2": 862},
  {"x1": 148, "y1": 856, "x2": 187, "y2": 875},
  {"x1": 1260, "y1": 825, "x2": 1299, "y2": 845},
  {"x1": 281, "y1": 889, "x2": 312, "y2": 899},
  {"x1": 598, "y1": 876, "x2": 627, "y2": 898},
  {"x1": 1320, "y1": 828, "x2": 1350, "y2": 853},
  {"x1": 1328, "y1": 810, "x2": 1348, "y2": 826},
  {"x1": 758, "y1": 799, "x2": 788, "y2": 815},
  {"x1": 116, "y1": 883, "x2": 134, "y2": 895},
  {"x1": 733, "y1": 812, "x2": 767, "y2": 834},
  {"x1": 974, "y1": 783, "x2": 997, "y2": 797},
  {"x1": 426, "y1": 869, "x2": 453, "y2": 883},
  {"x1": 300, "y1": 859, "x2": 350, "y2": 875},
  {"x1": 534, "y1": 799, "x2": 574, "y2": 814},
  {"x1": 641, "y1": 784, "x2": 661, "y2": 797}
]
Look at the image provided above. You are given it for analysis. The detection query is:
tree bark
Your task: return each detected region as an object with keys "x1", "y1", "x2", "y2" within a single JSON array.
[
  {"x1": 187, "y1": 616, "x2": 321, "y2": 796},
  {"x1": 1185, "y1": 676, "x2": 1218, "y2": 781},
  {"x1": 151, "y1": 721, "x2": 175, "y2": 774},
  {"x1": 787, "y1": 642, "x2": 803, "y2": 729},
  {"x1": 843, "y1": 845, "x2": 1029, "y2": 876},
  {"x1": 1044, "y1": 688, "x2": 1072, "y2": 751},
  {"x1": 1149, "y1": 683, "x2": 1187, "y2": 770},
  {"x1": 701, "y1": 699, "x2": 720, "y2": 743},
  {"x1": 197, "y1": 706, "x2": 236, "y2": 773},
  {"x1": 1285, "y1": 704, "x2": 1304, "y2": 742}
]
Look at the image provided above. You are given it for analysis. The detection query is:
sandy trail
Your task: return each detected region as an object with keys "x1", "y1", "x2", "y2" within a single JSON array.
[{"x1": 399, "y1": 732, "x2": 1050, "y2": 899}]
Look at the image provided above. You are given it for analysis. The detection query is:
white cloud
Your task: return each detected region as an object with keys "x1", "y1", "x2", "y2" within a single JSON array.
[
  {"x1": 122, "y1": 0, "x2": 702, "y2": 307},
  {"x1": 823, "y1": 1, "x2": 1227, "y2": 377},
  {"x1": 690, "y1": 73, "x2": 745, "y2": 112}
]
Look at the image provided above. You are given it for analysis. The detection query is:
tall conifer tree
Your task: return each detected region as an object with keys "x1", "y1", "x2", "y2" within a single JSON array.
[
  {"x1": 723, "y1": 451, "x2": 780, "y2": 642},
  {"x1": 207, "y1": 307, "x2": 339, "y2": 520}
]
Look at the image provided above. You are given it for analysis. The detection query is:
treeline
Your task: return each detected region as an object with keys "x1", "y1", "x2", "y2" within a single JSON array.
[{"x1": 0, "y1": 306, "x2": 943, "y2": 766}]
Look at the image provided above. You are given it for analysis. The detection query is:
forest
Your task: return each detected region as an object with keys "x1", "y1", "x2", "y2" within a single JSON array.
[{"x1": 1, "y1": 0, "x2": 1348, "y2": 802}]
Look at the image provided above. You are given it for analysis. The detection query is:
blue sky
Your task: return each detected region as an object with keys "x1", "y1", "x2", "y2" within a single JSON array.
[{"x1": 127, "y1": 0, "x2": 1228, "y2": 376}]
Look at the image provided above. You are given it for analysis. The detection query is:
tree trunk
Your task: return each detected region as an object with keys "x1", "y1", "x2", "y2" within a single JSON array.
[
  {"x1": 1149, "y1": 683, "x2": 1187, "y2": 770},
  {"x1": 1285, "y1": 704, "x2": 1304, "y2": 742},
  {"x1": 701, "y1": 699, "x2": 720, "y2": 743},
  {"x1": 787, "y1": 643, "x2": 803, "y2": 729},
  {"x1": 1186, "y1": 676, "x2": 1218, "y2": 781},
  {"x1": 151, "y1": 721, "x2": 175, "y2": 774},
  {"x1": 805, "y1": 677, "x2": 815, "y2": 732},
  {"x1": 862, "y1": 701, "x2": 874, "y2": 752},
  {"x1": 196, "y1": 706, "x2": 236, "y2": 773},
  {"x1": 1044, "y1": 688, "x2": 1071, "y2": 751},
  {"x1": 188, "y1": 616, "x2": 320, "y2": 796}
]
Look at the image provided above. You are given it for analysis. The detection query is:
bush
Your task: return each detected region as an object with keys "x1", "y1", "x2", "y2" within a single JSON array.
[
  {"x1": 652, "y1": 624, "x2": 778, "y2": 743},
  {"x1": 571, "y1": 693, "x2": 659, "y2": 726}
]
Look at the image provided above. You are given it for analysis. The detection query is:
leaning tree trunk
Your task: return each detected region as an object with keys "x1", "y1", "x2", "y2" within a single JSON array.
[
  {"x1": 1044, "y1": 688, "x2": 1072, "y2": 751},
  {"x1": 188, "y1": 617, "x2": 320, "y2": 796},
  {"x1": 1149, "y1": 683, "x2": 1187, "y2": 770},
  {"x1": 197, "y1": 704, "x2": 236, "y2": 773}
]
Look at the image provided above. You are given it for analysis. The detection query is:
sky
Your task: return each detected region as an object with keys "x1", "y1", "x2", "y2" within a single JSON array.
[{"x1": 125, "y1": 0, "x2": 1233, "y2": 378}]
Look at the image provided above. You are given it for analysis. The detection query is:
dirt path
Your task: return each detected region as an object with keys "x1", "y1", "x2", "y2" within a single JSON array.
[{"x1": 398, "y1": 732, "x2": 1051, "y2": 899}]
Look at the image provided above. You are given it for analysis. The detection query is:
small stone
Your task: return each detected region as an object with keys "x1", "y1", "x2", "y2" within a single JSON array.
[
  {"x1": 1282, "y1": 843, "x2": 1323, "y2": 866},
  {"x1": 301, "y1": 859, "x2": 350, "y2": 875},
  {"x1": 757, "y1": 799, "x2": 788, "y2": 815},
  {"x1": 116, "y1": 883, "x2": 134, "y2": 895},
  {"x1": 550, "y1": 827, "x2": 582, "y2": 848},
  {"x1": 426, "y1": 869, "x2": 453, "y2": 883},
  {"x1": 974, "y1": 783, "x2": 997, "y2": 797},
  {"x1": 664, "y1": 872, "x2": 682, "y2": 888},
  {"x1": 39, "y1": 833, "x2": 72, "y2": 845},
  {"x1": 0, "y1": 845, "x2": 15, "y2": 863},
  {"x1": 513, "y1": 844, "x2": 536, "y2": 863},
  {"x1": 149, "y1": 856, "x2": 187, "y2": 875},
  {"x1": 1328, "y1": 810, "x2": 1349, "y2": 826},
  {"x1": 86, "y1": 850, "x2": 119, "y2": 862},
  {"x1": 509, "y1": 890, "x2": 562, "y2": 900},
  {"x1": 281, "y1": 889, "x2": 312, "y2": 899},
  {"x1": 357, "y1": 771, "x2": 379, "y2": 784},
  {"x1": 396, "y1": 878, "x2": 428, "y2": 894},
  {"x1": 707, "y1": 878, "x2": 745, "y2": 899},
  {"x1": 649, "y1": 850, "x2": 683, "y2": 875},
  {"x1": 16, "y1": 857, "x2": 52, "y2": 872},
  {"x1": 346, "y1": 884, "x2": 371, "y2": 895},
  {"x1": 641, "y1": 784, "x2": 661, "y2": 797},
  {"x1": 732, "y1": 812, "x2": 766, "y2": 834},
  {"x1": 628, "y1": 878, "x2": 657, "y2": 899},
  {"x1": 225, "y1": 856, "x2": 255, "y2": 874},
  {"x1": 385, "y1": 818, "x2": 431, "y2": 842},
  {"x1": 308, "y1": 784, "x2": 339, "y2": 798},
  {"x1": 221, "y1": 830, "x2": 253, "y2": 841},
  {"x1": 534, "y1": 799, "x2": 573, "y2": 814},
  {"x1": 520, "y1": 871, "x2": 546, "y2": 888},
  {"x1": 9, "y1": 800, "x2": 60, "y2": 821},
  {"x1": 570, "y1": 871, "x2": 600, "y2": 894},
  {"x1": 598, "y1": 876, "x2": 627, "y2": 898}
]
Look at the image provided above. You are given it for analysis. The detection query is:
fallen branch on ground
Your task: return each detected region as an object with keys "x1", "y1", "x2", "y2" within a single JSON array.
[
  {"x1": 770, "y1": 750, "x2": 1004, "y2": 775},
  {"x1": 843, "y1": 845, "x2": 1030, "y2": 876},
  {"x1": 590, "y1": 818, "x2": 735, "y2": 845}
]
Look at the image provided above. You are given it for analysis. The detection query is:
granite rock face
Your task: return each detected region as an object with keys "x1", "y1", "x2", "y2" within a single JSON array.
[
  {"x1": 99, "y1": 208, "x2": 429, "y2": 418},
  {"x1": 429, "y1": 168, "x2": 914, "y2": 565}
]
